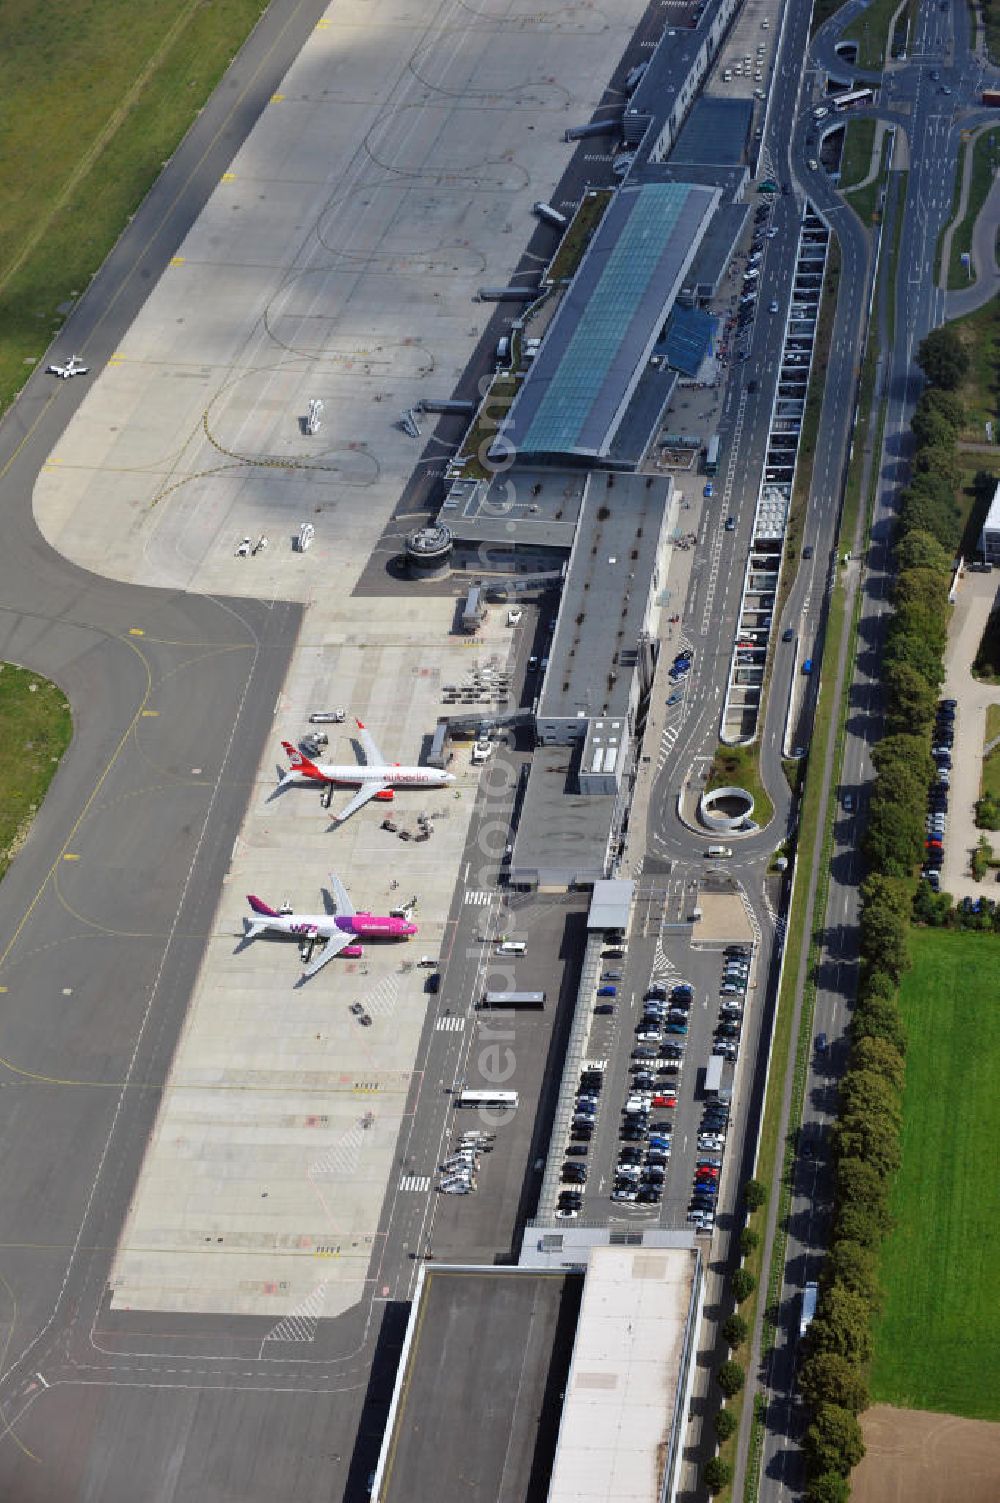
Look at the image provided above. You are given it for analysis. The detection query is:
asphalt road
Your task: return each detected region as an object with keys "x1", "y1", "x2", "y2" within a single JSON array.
[{"x1": 752, "y1": 0, "x2": 999, "y2": 1498}]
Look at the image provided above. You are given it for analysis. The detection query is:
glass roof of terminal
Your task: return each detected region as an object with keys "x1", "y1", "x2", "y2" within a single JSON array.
[{"x1": 510, "y1": 183, "x2": 717, "y2": 457}]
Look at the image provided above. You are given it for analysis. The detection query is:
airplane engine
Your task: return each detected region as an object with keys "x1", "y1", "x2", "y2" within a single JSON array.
[{"x1": 374, "y1": 789, "x2": 395, "y2": 801}]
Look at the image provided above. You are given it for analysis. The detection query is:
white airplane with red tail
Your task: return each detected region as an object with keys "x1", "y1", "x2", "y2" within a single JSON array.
[{"x1": 277, "y1": 720, "x2": 455, "y2": 824}]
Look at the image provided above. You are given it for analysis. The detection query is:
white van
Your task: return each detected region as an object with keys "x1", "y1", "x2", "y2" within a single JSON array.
[
  {"x1": 705, "y1": 845, "x2": 733, "y2": 858},
  {"x1": 496, "y1": 941, "x2": 526, "y2": 956}
]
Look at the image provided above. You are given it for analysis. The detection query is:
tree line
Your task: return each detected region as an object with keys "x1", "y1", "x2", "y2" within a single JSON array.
[{"x1": 798, "y1": 325, "x2": 969, "y2": 1503}]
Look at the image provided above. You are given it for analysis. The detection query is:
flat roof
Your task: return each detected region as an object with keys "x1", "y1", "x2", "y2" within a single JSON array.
[
  {"x1": 683, "y1": 200, "x2": 750, "y2": 294},
  {"x1": 376, "y1": 1266, "x2": 582, "y2": 1503},
  {"x1": 546, "y1": 1244, "x2": 701, "y2": 1503},
  {"x1": 538, "y1": 473, "x2": 670, "y2": 723},
  {"x1": 606, "y1": 365, "x2": 679, "y2": 468},
  {"x1": 497, "y1": 184, "x2": 719, "y2": 459},
  {"x1": 670, "y1": 96, "x2": 752, "y2": 167},
  {"x1": 588, "y1": 879, "x2": 634, "y2": 931},
  {"x1": 438, "y1": 469, "x2": 586, "y2": 550},
  {"x1": 510, "y1": 747, "x2": 617, "y2": 888}
]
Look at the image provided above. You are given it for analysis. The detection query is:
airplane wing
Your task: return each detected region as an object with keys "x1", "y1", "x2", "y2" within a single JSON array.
[
  {"x1": 331, "y1": 782, "x2": 388, "y2": 825},
  {"x1": 301, "y1": 930, "x2": 354, "y2": 980},
  {"x1": 355, "y1": 720, "x2": 384, "y2": 766},
  {"x1": 328, "y1": 873, "x2": 354, "y2": 916}
]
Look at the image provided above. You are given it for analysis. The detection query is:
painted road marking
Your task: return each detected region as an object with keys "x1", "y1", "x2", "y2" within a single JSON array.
[
  {"x1": 399, "y1": 1175, "x2": 431, "y2": 1192},
  {"x1": 464, "y1": 890, "x2": 491, "y2": 906},
  {"x1": 435, "y1": 1015, "x2": 465, "y2": 1032}
]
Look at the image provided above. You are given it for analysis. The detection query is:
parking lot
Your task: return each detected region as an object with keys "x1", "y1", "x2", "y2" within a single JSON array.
[{"x1": 546, "y1": 879, "x2": 762, "y2": 1233}]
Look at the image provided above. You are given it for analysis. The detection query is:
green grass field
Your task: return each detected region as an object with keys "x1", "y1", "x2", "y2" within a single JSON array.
[
  {"x1": 838, "y1": 119, "x2": 877, "y2": 193},
  {"x1": 948, "y1": 129, "x2": 1000, "y2": 288},
  {"x1": 0, "y1": 666, "x2": 72, "y2": 880},
  {"x1": 955, "y1": 296, "x2": 1000, "y2": 443},
  {"x1": 0, "y1": 0, "x2": 268, "y2": 414},
  {"x1": 871, "y1": 927, "x2": 1000, "y2": 1420}
]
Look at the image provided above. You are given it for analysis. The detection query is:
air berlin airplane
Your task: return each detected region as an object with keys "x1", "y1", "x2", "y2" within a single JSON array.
[
  {"x1": 278, "y1": 720, "x2": 455, "y2": 824},
  {"x1": 242, "y1": 872, "x2": 418, "y2": 978}
]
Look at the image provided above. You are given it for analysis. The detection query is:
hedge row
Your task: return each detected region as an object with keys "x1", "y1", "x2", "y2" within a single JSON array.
[{"x1": 798, "y1": 327, "x2": 969, "y2": 1503}]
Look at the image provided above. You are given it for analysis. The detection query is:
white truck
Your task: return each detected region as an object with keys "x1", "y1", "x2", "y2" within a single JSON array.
[{"x1": 799, "y1": 1282, "x2": 818, "y2": 1338}]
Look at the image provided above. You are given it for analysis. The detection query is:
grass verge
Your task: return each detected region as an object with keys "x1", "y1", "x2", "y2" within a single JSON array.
[
  {"x1": 843, "y1": 0, "x2": 913, "y2": 67},
  {"x1": 846, "y1": 131, "x2": 892, "y2": 227},
  {"x1": 0, "y1": 666, "x2": 72, "y2": 880},
  {"x1": 546, "y1": 190, "x2": 612, "y2": 283},
  {"x1": 706, "y1": 744, "x2": 775, "y2": 830},
  {"x1": 838, "y1": 119, "x2": 877, "y2": 193},
  {"x1": 947, "y1": 128, "x2": 1000, "y2": 289},
  {"x1": 742, "y1": 175, "x2": 896, "y2": 1490},
  {"x1": 954, "y1": 284, "x2": 1000, "y2": 443},
  {"x1": 987, "y1": 704, "x2": 1000, "y2": 743},
  {"x1": 456, "y1": 375, "x2": 519, "y2": 477},
  {"x1": 870, "y1": 928, "x2": 1000, "y2": 1420},
  {"x1": 0, "y1": 0, "x2": 269, "y2": 415}
]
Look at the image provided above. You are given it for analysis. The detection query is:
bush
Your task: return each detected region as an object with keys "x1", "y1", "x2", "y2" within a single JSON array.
[
  {"x1": 716, "y1": 1359, "x2": 745, "y2": 1397},
  {"x1": 805, "y1": 1403, "x2": 866, "y2": 1475},
  {"x1": 805, "y1": 1472, "x2": 852, "y2": 1503},
  {"x1": 722, "y1": 1312, "x2": 749, "y2": 1349},
  {"x1": 798, "y1": 1351, "x2": 870, "y2": 1414},
  {"x1": 738, "y1": 1226, "x2": 760, "y2": 1257},
  {"x1": 713, "y1": 1406, "x2": 738, "y2": 1440},
  {"x1": 731, "y1": 1267, "x2": 755, "y2": 1303},
  {"x1": 743, "y1": 1178, "x2": 767, "y2": 1211},
  {"x1": 975, "y1": 792, "x2": 1000, "y2": 831},
  {"x1": 703, "y1": 1456, "x2": 733, "y2": 1494}
]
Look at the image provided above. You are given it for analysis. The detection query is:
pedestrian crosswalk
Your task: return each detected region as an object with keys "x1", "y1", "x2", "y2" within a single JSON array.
[
  {"x1": 464, "y1": 889, "x2": 491, "y2": 906},
  {"x1": 399, "y1": 1175, "x2": 431, "y2": 1192},
  {"x1": 435, "y1": 1015, "x2": 465, "y2": 1031},
  {"x1": 657, "y1": 722, "x2": 680, "y2": 772}
]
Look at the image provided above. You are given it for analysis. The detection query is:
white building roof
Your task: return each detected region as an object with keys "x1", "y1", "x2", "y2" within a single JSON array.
[
  {"x1": 587, "y1": 879, "x2": 634, "y2": 931},
  {"x1": 545, "y1": 1244, "x2": 698, "y2": 1503}
]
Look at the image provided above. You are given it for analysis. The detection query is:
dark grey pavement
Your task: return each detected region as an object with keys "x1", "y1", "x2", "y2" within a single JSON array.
[{"x1": 745, "y1": 0, "x2": 994, "y2": 1498}]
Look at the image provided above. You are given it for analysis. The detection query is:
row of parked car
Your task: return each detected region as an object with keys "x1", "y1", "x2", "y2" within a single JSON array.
[
  {"x1": 686, "y1": 945, "x2": 750, "y2": 1228},
  {"x1": 922, "y1": 698, "x2": 956, "y2": 890},
  {"x1": 611, "y1": 980, "x2": 692, "y2": 1206},
  {"x1": 556, "y1": 1060, "x2": 609, "y2": 1218}
]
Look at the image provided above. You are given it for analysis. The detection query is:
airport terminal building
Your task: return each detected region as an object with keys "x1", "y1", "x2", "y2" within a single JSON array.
[{"x1": 371, "y1": 1235, "x2": 704, "y2": 1503}]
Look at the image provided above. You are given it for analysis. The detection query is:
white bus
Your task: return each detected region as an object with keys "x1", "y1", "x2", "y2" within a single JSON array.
[
  {"x1": 481, "y1": 991, "x2": 545, "y2": 1009},
  {"x1": 456, "y1": 1089, "x2": 519, "y2": 1110},
  {"x1": 495, "y1": 941, "x2": 527, "y2": 956},
  {"x1": 832, "y1": 87, "x2": 874, "y2": 112}
]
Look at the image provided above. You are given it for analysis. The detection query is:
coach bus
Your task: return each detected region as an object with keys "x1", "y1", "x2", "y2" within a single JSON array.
[
  {"x1": 832, "y1": 87, "x2": 874, "y2": 111},
  {"x1": 480, "y1": 991, "x2": 545, "y2": 1009},
  {"x1": 456, "y1": 1090, "x2": 519, "y2": 1110}
]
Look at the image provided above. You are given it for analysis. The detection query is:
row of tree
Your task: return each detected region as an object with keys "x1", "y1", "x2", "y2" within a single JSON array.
[{"x1": 798, "y1": 329, "x2": 968, "y2": 1503}]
